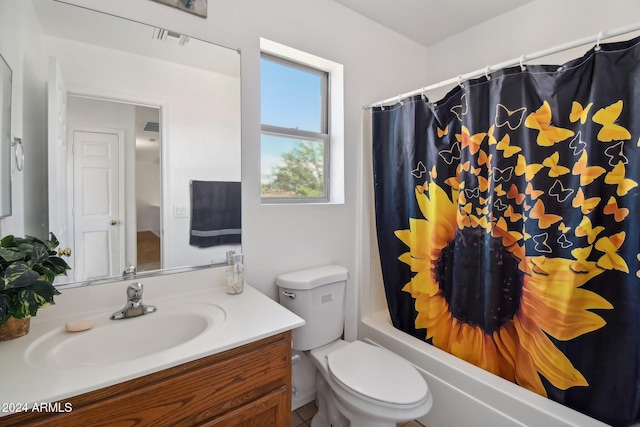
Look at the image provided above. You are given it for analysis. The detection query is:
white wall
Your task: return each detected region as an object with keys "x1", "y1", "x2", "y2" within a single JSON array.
[
  {"x1": 136, "y1": 160, "x2": 161, "y2": 235},
  {"x1": 425, "y1": 0, "x2": 640, "y2": 101},
  {"x1": 57, "y1": 0, "x2": 430, "y2": 342},
  {"x1": 0, "y1": 0, "x2": 48, "y2": 238}
]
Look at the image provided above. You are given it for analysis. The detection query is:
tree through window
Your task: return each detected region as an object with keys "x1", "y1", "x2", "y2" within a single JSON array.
[{"x1": 260, "y1": 54, "x2": 329, "y2": 202}]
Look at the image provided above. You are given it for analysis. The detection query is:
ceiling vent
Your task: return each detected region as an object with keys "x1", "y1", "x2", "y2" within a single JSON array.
[
  {"x1": 152, "y1": 28, "x2": 189, "y2": 46},
  {"x1": 144, "y1": 122, "x2": 160, "y2": 132}
]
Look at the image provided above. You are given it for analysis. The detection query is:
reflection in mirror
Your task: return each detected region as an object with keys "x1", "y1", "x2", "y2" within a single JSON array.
[
  {"x1": 0, "y1": 53, "x2": 11, "y2": 218},
  {"x1": 32, "y1": 0, "x2": 242, "y2": 285}
]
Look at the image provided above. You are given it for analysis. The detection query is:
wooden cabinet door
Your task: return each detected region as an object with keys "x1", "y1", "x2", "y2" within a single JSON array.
[
  {"x1": 2, "y1": 332, "x2": 292, "y2": 427},
  {"x1": 201, "y1": 386, "x2": 289, "y2": 427}
]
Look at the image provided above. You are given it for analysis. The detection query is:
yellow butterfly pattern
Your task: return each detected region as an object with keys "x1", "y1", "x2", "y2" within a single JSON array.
[
  {"x1": 525, "y1": 182, "x2": 543, "y2": 200},
  {"x1": 572, "y1": 151, "x2": 605, "y2": 186},
  {"x1": 569, "y1": 101, "x2": 593, "y2": 124},
  {"x1": 575, "y1": 216, "x2": 604, "y2": 245},
  {"x1": 530, "y1": 200, "x2": 562, "y2": 229},
  {"x1": 558, "y1": 222, "x2": 571, "y2": 234},
  {"x1": 605, "y1": 161, "x2": 638, "y2": 196},
  {"x1": 595, "y1": 232, "x2": 629, "y2": 273},
  {"x1": 592, "y1": 100, "x2": 631, "y2": 142},
  {"x1": 572, "y1": 188, "x2": 601, "y2": 215},
  {"x1": 515, "y1": 155, "x2": 543, "y2": 180},
  {"x1": 603, "y1": 196, "x2": 629, "y2": 222},
  {"x1": 542, "y1": 152, "x2": 570, "y2": 177},
  {"x1": 458, "y1": 126, "x2": 487, "y2": 155},
  {"x1": 570, "y1": 246, "x2": 594, "y2": 274},
  {"x1": 496, "y1": 134, "x2": 521, "y2": 158},
  {"x1": 433, "y1": 96, "x2": 637, "y2": 271},
  {"x1": 525, "y1": 101, "x2": 575, "y2": 147}
]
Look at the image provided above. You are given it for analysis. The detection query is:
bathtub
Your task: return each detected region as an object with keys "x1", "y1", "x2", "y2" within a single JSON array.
[{"x1": 358, "y1": 311, "x2": 609, "y2": 427}]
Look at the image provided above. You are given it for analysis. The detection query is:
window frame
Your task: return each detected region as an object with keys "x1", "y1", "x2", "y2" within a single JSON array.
[{"x1": 260, "y1": 53, "x2": 331, "y2": 204}]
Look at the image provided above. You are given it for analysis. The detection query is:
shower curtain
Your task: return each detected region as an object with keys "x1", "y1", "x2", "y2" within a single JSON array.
[{"x1": 371, "y1": 35, "x2": 640, "y2": 426}]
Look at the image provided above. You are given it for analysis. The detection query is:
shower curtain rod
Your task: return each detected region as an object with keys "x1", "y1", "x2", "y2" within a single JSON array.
[{"x1": 365, "y1": 21, "x2": 640, "y2": 109}]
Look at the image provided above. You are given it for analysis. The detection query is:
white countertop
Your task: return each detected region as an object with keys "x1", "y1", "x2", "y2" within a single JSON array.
[{"x1": 0, "y1": 268, "x2": 304, "y2": 416}]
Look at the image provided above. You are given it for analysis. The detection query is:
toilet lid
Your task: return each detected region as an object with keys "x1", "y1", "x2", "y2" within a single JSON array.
[{"x1": 327, "y1": 340, "x2": 428, "y2": 405}]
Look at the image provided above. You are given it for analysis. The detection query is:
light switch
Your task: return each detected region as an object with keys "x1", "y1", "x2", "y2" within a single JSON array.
[{"x1": 174, "y1": 206, "x2": 188, "y2": 218}]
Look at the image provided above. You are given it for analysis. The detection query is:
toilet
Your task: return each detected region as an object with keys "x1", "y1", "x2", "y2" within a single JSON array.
[{"x1": 277, "y1": 265, "x2": 433, "y2": 427}]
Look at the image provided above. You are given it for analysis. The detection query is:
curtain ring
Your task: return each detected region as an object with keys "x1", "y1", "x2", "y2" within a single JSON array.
[
  {"x1": 397, "y1": 95, "x2": 404, "y2": 106},
  {"x1": 519, "y1": 55, "x2": 526, "y2": 71},
  {"x1": 457, "y1": 74, "x2": 464, "y2": 88},
  {"x1": 484, "y1": 65, "x2": 491, "y2": 80},
  {"x1": 595, "y1": 31, "x2": 603, "y2": 51}
]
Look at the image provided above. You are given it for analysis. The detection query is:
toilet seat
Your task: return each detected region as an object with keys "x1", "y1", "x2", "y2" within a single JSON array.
[{"x1": 327, "y1": 340, "x2": 428, "y2": 407}]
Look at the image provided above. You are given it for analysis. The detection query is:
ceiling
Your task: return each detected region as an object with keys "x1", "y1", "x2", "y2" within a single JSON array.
[
  {"x1": 332, "y1": 0, "x2": 534, "y2": 47},
  {"x1": 33, "y1": 0, "x2": 240, "y2": 77}
]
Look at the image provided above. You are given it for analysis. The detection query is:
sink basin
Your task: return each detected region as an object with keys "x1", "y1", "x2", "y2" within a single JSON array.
[{"x1": 26, "y1": 302, "x2": 226, "y2": 369}]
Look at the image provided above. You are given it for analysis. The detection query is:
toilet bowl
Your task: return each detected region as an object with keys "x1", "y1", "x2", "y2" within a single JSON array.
[
  {"x1": 276, "y1": 265, "x2": 433, "y2": 427},
  {"x1": 309, "y1": 339, "x2": 432, "y2": 427}
]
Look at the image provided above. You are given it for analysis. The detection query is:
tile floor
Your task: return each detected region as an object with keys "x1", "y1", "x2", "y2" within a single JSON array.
[{"x1": 292, "y1": 401, "x2": 425, "y2": 427}]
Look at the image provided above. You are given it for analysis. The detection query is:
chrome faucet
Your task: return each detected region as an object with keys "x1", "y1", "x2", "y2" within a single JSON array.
[
  {"x1": 110, "y1": 282, "x2": 157, "y2": 320},
  {"x1": 122, "y1": 264, "x2": 137, "y2": 278}
]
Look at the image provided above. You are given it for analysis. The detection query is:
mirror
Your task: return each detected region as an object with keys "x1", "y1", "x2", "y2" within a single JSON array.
[
  {"x1": 33, "y1": 0, "x2": 241, "y2": 285},
  {"x1": 0, "y1": 53, "x2": 11, "y2": 218}
]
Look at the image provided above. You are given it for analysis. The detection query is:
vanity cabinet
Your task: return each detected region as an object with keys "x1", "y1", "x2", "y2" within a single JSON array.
[{"x1": 3, "y1": 331, "x2": 292, "y2": 426}]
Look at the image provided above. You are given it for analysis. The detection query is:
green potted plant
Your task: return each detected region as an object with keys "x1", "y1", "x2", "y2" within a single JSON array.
[{"x1": 0, "y1": 233, "x2": 70, "y2": 341}]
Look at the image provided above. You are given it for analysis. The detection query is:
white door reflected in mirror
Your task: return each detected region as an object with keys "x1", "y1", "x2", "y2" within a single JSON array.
[{"x1": 73, "y1": 130, "x2": 123, "y2": 281}]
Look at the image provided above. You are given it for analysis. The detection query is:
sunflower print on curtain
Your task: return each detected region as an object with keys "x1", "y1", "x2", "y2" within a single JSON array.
[{"x1": 371, "y1": 36, "x2": 640, "y2": 426}]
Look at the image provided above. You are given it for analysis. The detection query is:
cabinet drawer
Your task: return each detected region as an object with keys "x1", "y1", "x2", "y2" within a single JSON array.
[
  {"x1": 201, "y1": 386, "x2": 289, "y2": 427},
  {"x1": 3, "y1": 332, "x2": 292, "y2": 427}
]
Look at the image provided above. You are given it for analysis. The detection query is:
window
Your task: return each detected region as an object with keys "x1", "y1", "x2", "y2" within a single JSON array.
[{"x1": 260, "y1": 54, "x2": 330, "y2": 202}]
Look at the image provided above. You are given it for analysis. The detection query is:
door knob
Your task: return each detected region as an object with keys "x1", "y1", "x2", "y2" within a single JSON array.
[
  {"x1": 110, "y1": 219, "x2": 118, "y2": 225},
  {"x1": 58, "y1": 247, "x2": 72, "y2": 257}
]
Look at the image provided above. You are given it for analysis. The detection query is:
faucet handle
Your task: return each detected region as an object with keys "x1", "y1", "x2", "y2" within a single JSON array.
[
  {"x1": 123, "y1": 264, "x2": 137, "y2": 277},
  {"x1": 127, "y1": 282, "x2": 144, "y2": 299}
]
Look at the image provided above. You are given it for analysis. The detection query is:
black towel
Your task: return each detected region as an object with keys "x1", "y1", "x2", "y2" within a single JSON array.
[{"x1": 190, "y1": 181, "x2": 241, "y2": 247}]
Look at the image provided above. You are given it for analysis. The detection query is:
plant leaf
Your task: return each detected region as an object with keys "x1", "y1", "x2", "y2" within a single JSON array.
[
  {"x1": 17, "y1": 243, "x2": 34, "y2": 260},
  {"x1": 0, "y1": 233, "x2": 68, "y2": 324},
  {"x1": 31, "y1": 243, "x2": 50, "y2": 265},
  {"x1": 0, "y1": 247, "x2": 25, "y2": 263},
  {"x1": 45, "y1": 257, "x2": 71, "y2": 274},
  {"x1": 30, "y1": 280, "x2": 60, "y2": 303},
  {"x1": 1, "y1": 235, "x2": 16, "y2": 248},
  {"x1": 46, "y1": 233, "x2": 60, "y2": 251},
  {"x1": 14, "y1": 288, "x2": 38, "y2": 318},
  {"x1": 33, "y1": 265, "x2": 55, "y2": 284},
  {"x1": 3, "y1": 262, "x2": 39, "y2": 289},
  {"x1": 15, "y1": 284, "x2": 57, "y2": 318},
  {"x1": 20, "y1": 235, "x2": 45, "y2": 246}
]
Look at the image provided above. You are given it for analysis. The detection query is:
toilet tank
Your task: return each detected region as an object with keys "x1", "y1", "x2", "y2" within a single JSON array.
[{"x1": 277, "y1": 265, "x2": 348, "y2": 351}]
